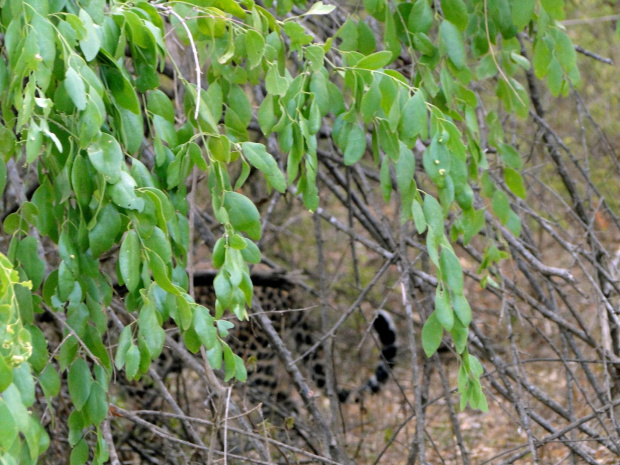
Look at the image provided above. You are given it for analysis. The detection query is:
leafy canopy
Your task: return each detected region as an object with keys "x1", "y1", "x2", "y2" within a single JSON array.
[{"x1": 0, "y1": 0, "x2": 583, "y2": 461}]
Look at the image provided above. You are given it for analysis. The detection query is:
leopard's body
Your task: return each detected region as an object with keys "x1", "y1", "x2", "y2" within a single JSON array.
[{"x1": 193, "y1": 270, "x2": 398, "y2": 409}]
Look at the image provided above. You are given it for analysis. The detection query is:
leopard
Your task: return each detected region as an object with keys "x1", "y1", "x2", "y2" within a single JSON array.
[{"x1": 192, "y1": 269, "x2": 399, "y2": 413}]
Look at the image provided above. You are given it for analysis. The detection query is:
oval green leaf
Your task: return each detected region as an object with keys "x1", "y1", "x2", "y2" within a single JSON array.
[{"x1": 120, "y1": 230, "x2": 141, "y2": 293}]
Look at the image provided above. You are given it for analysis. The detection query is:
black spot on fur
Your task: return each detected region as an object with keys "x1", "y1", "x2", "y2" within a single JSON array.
[
  {"x1": 382, "y1": 345, "x2": 397, "y2": 363},
  {"x1": 373, "y1": 313, "x2": 397, "y2": 346},
  {"x1": 375, "y1": 364, "x2": 389, "y2": 383}
]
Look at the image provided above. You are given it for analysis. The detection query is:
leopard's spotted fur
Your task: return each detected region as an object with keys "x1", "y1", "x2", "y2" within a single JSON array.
[{"x1": 193, "y1": 270, "x2": 398, "y2": 407}]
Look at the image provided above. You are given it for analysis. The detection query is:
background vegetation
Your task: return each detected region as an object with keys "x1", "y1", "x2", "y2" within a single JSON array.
[{"x1": 2, "y1": 0, "x2": 620, "y2": 463}]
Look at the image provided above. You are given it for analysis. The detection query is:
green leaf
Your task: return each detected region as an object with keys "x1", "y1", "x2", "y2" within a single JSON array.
[
  {"x1": 245, "y1": 30, "x2": 265, "y2": 69},
  {"x1": 176, "y1": 296, "x2": 192, "y2": 331},
  {"x1": 499, "y1": 143, "x2": 523, "y2": 170},
  {"x1": 440, "y1": 21, "x2": 466, "y2": 69},
  {"x1": 147, "y1": 90, "x2": 175, "y2": 124},
  {"x1": 193, "y1": 305, "x2": 217, "y2": 350},
  {"x1": 240, "y1": 238, "x2": 261, "y2": 264},
  {"x1": 108, "y1": 171, "x2": 145, "y2": 211},
  {"x1": 212, "y1": 238, "x2": 226, "y2": 269},
  {"x1": 302, "y1": 1, "x2": 335, "y2": 15},
  {"x1": 492, "y1": 190, "x2": 510, "y2": 223},
  {"x1": 206, "y1": 340, "x2": 223, "y2": 369},
  {"x1": 12, "y1": 363, "x2": 34, "y2": 406},
  {"x1": 510, "y1": 51, "x2": 531, "y2": 70},
  {"x1": 79, "y1": 9, "x2": 101, "y2": 61},
  {"x1": 380, "y1": 156, "x2": 392, "y2": 203},
  {"x1": 208, "y1": 135, "x2": 231, "y2": 162},
  {"x1": 463, "y1": 208, "x2": 485, "y2": 245},
  {"x1": 0, "y1": 355, "x2": 13, "y2": 392},
  {"x1": 89, "y1": 204, "x2": 121, "y2": 259},
  {"x1": 119, "y1": 107, "x2": 143, "y2": 154},
  {"x1": 455, "y1": 184, "x2": 474, "y2": 210},
  {"x1": 383, "y1": 6, "x2": 400, "y2": 59},
  {"x1": 214, "y1": 0, "x2": 245, "y2": 17},
  {"x1": 144, "y1": 227, "x2": 171, "y2": 264},
  {"x1": 546, "y1": 58, "x2": 564, "y2": 97},
  {"x1": 452, "y1": 293, "x2": 472, "y2": 326},
  {"x1": 412, "y1": 200, "x2": 426, "y2": 234},
  {"x1": 139, "y1": 303, "x2": 165, "y2": 359},
  {"x1": 553, "y1": 30, "x2": 576, "y2": 72},
  {"x1": 68, "y1": 359, "x2": 92, "y2": 411},
  {"x1": 88, "y1": 133, "x2": 123, "y2": 183},
  {"x1": 71, "y1": 438, "x2": 89, "y2": 465},
  {"x1": 307, "y1": 100, "x2": 322, "y2": 135},
  {"x1": 541, "y1": 0, "x2": 564, "y2": 20},
  {"x1": 408, "y1": 0, "x2": 433, "y2": 34},
  {"x1": 265, "y1": 64, "x2": 289, "y2": 96},
  {"x1": 357, "y1": 17, "x2": 378, "y2": 55},
  {"x1": 39, "y1": 365, "x2": 60, "y2": 398},
  {"x1": 223, "y1": 343, "x2": 236, "y2": 381},
  {"x1": 533, "y1": 38, "x2": 552, "y2": 79},
  {"x1": 214, "y1": 271, "x2": 233, "y2": 308},
  {"x1": 26, "y1": 121, "x2": 43, "y2": 163},
  {"x1": 435, "y1": 286, "x2": 454, "y2": 330},
  {"x1": 16, "y1": 236, "x2": 45, "y2": 289},
  {"x1": 451, "y1": 318, "x2": 468, "y2": 353},
  {"x1": 354, "y1": 51, "x2": 393, "y2": 70},
  {"x1": 476, "y1": 54, "x2": 498, "y2": 80},
  {"x1": 305, "y1": 45, "x2": 325, "y2": 72},
  {"x1": 423, "y1": 194, "x2": 444, "y2": 234},
  {"x1": 399, "y1": 91, "x2": 427, "y2": 145},
  {"x1": 363, "y1": 0, "x2": 382, "y2": 17},
  {"x1": 396, "y1": 143, "x2": 415, "y2": 192},
  {"x1": 183, "y1": 326, "x2": 201, "y2": 354},
  {"x1": 85, "y1": 382, "x2": 107, "y2": 425},
  {"x1": 223, "y1": 192, "x2": 261, "y2": 240},
  {"x1": 0, "y1": 402, "x2": 18, "y2": 450},
  {"x1": 148, "y1": 251, "x2": 180, "y2": 295},
  {"x1": 105, "y1": 67, "x2": 141, "y2": 115},
  {"x1": 228, "y1": 84, "x2": 252, "y2": 127},
  {"x1": 125, "y1": 343, "x2": 140, "y2": 380},
  {"x1": 72, "y1": 154, "x2": 94, "y2": 208},
  {"x1": 258, "y1": 95, "x2": 277, "y2": 135},
  {"x1": 511, "y1": 0, "x2": 534, "y2": 27},
  {"x1": 422, "y1": 312, "x2": 443, "y2": 357},
  {"x1": 412, "y1": 32, "x2": 436, "y2": 56},
  {"x1": 344, "y1": 124, "x2": 367, "y2": 165},
  {"x1": 361, "y1": 80, "x2": 381, "y2": 124},
  {"x1": 114, "y1": 325, "x2": 133, "y2": 370},
  {"x1": 64, "y1": 67, "x2": 87, "y2": 111},
  {"x1": 138, "y1": 335, "x2": 151, "y2": 374},
  {"x1": 504, "y1": 167, "x2": 526, "y2": 199},
  {"x1": 152, "y1": 115, "x2": 178, "y2": 148},
  {"x1": 2, "y1": 387, "x2": 28, "y2": 441},
  {"x1": 0, "y1": 158, "x2": 6, "y2": 197},
  {"x1": 241, "y1": 142, "x2": 286, "y2": 193},
  {"x1": 188, "y1": 142, "x2": 207, "y2": 171},
  {"x1": 423, "y1": 137, "x2": 451, "y2": 188},
  {"x1": 124, "y1": 10, "x2": 149, "y2": 48},
  {"x1": 440, "y1": 247, "x2": 464, "y2": 294},
  {"x1": 441, "y1": 0, "x2": 469, "y2": 31},
  {"x1": 68, "y1": 409, "x2": 84, "y2": 446},
  {"x1": 506, "y1": 209, "x2": 522, "y2": 237},
  {"x1": 120, "y1": 230, "x2": 141, "y2": 293}
]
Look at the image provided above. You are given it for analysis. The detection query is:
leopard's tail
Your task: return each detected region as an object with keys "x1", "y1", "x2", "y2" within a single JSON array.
[{"x1": 337, "y1": 310, "x2": 398, "y2": 402}]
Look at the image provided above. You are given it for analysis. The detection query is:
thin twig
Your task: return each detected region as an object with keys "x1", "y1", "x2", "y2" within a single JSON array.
[{"x1": 162, "y1": 6, "x2": 202, "y2": 119}]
